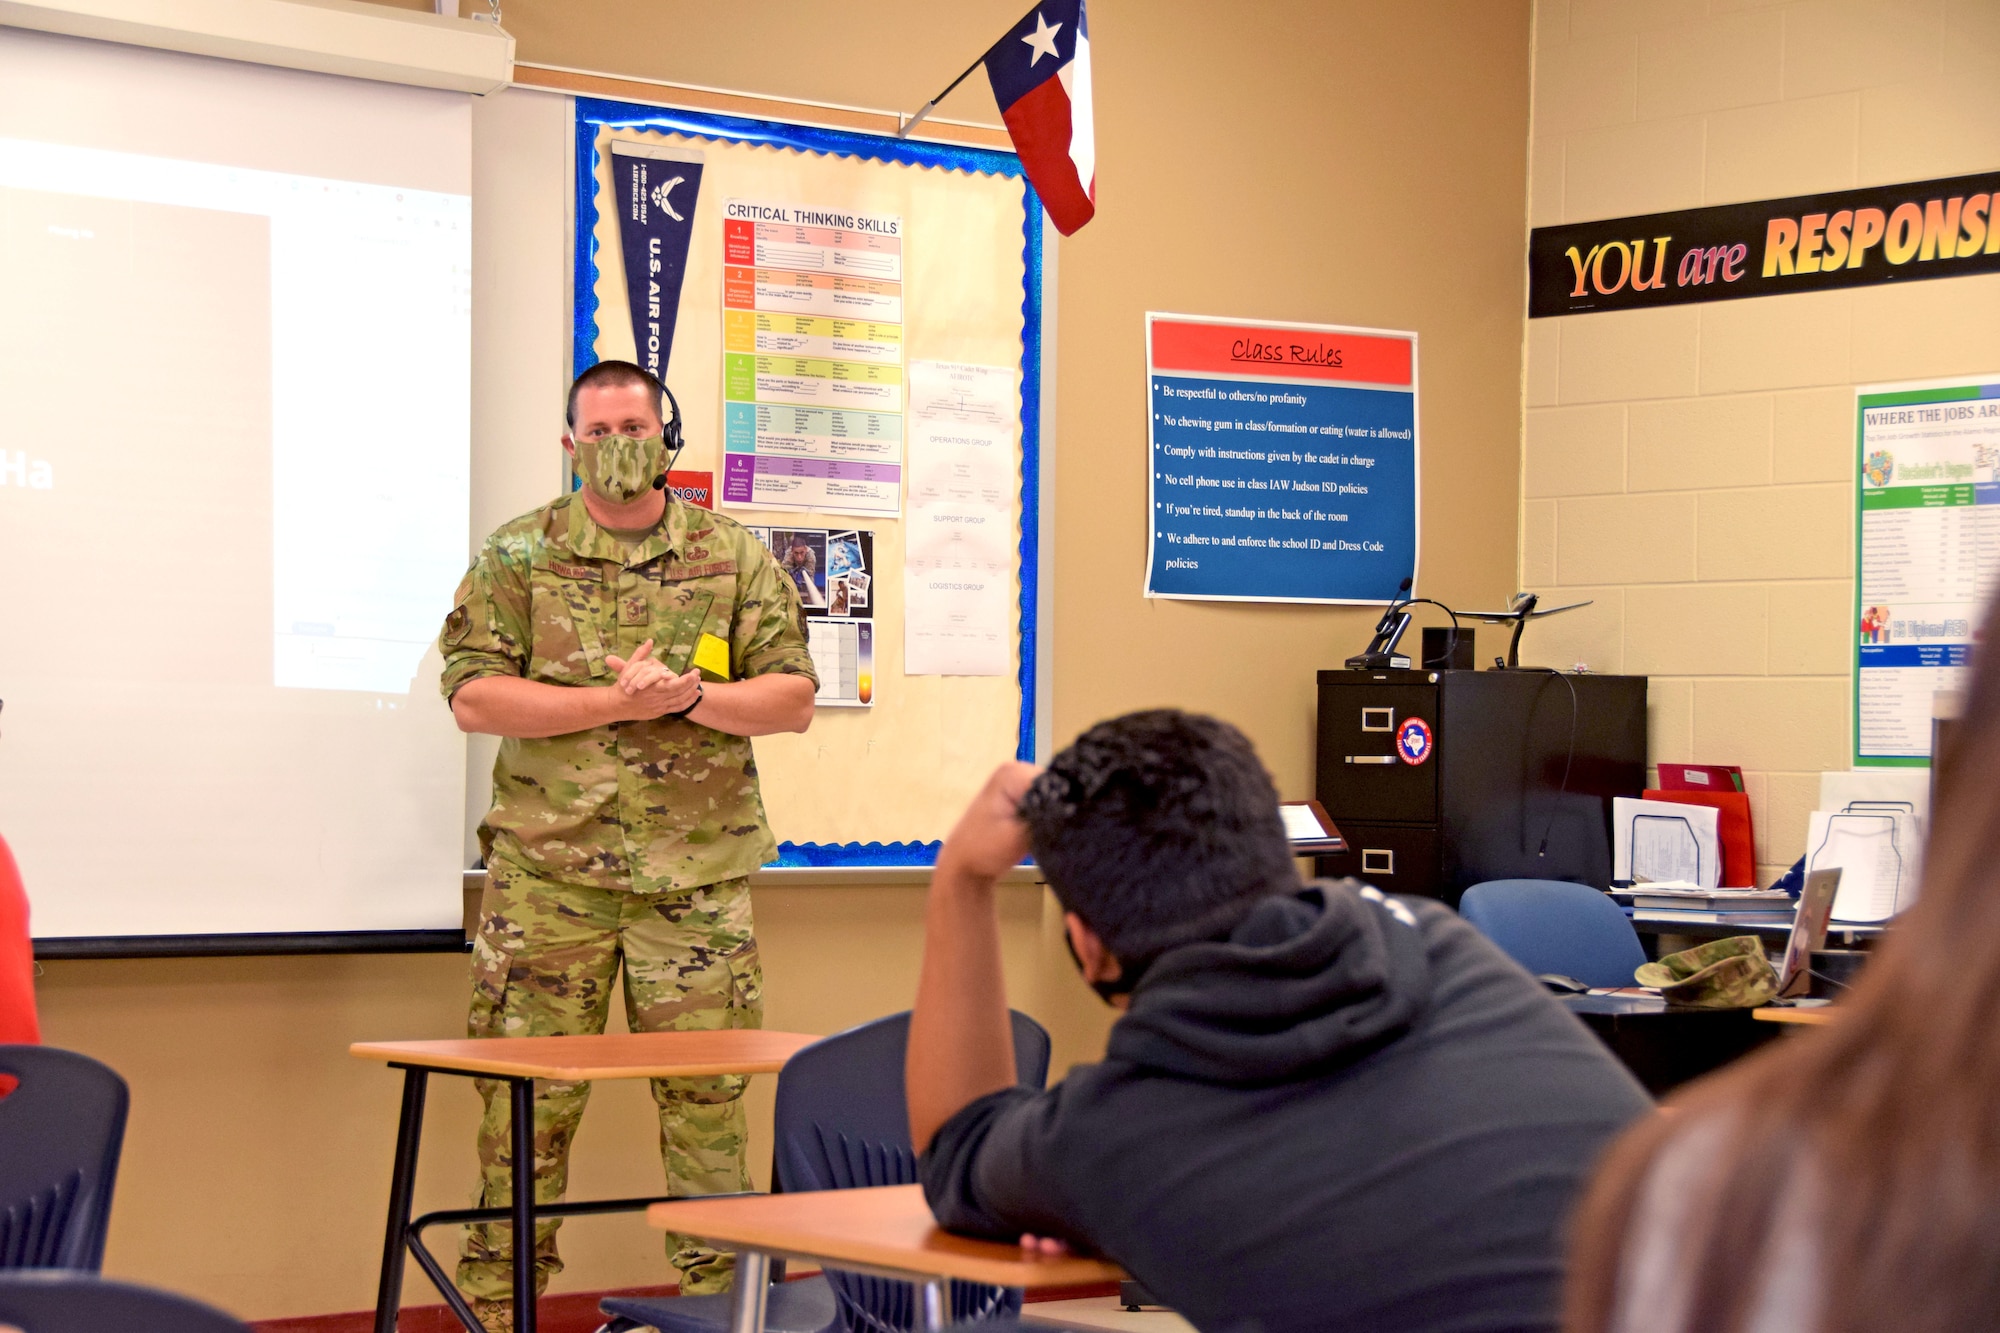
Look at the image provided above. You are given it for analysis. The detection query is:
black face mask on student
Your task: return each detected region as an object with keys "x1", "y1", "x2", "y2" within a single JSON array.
[{"x1": 1064, "y1": 930, "x2": 1154, "y2": 1004}]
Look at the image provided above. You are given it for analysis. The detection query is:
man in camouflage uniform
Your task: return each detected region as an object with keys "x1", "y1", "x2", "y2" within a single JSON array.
[{"x1": 439, "y1": 361, "x2": 817, "y2": 1327}]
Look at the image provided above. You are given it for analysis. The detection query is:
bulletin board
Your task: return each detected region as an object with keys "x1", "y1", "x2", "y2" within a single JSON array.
[{"x1": 574, "y1": 98, "x2": 1044, "y2": 866}]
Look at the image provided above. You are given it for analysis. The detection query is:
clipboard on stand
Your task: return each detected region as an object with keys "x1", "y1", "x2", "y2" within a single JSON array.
[
  {"x1": 1612, "y1": 796, "x2": 1722, "y2": 889},
  {"x1": 1807, "y1": 810, "x2": 1918, "y2": 924}
]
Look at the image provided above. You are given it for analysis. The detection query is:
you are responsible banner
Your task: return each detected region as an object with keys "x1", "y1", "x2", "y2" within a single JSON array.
[{"x1": 1143, "y1": 314, "x2": 1418, "y2": 603}]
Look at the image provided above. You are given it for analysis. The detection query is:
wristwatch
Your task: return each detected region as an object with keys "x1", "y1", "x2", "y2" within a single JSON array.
[{"x1": 668, "y1": 680, "x2": 704, "y2": 719}]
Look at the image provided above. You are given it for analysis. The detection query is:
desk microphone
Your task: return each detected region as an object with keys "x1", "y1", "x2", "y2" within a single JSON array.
[{"x1": 1345, "y1": 578, "x2": 1417, "y2": 670}]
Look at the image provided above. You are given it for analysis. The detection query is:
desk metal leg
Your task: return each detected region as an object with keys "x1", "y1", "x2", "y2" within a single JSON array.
[
  {"x1": 511, "y1": 1076, "x2": 537, "y2": 1333},
  {"x1": 374, "y1": 1067, "x2": 429, "y2": 1333},
  {"x1": 918, "y1": 1277, "x2": 947, "y2": 1333},
  {"x1": 727, "y1": 1250, "x2": 771, "y2": 1333}
]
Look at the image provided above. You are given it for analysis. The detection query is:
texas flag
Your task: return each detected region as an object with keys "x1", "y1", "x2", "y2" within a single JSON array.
[{"x1": 983, "y1": 0, "x2": 1095, "y2": 235}]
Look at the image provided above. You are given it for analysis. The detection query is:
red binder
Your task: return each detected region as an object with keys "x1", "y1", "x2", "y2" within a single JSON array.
[{"x1": 1641, "y1": 789, "x2": 1757, "y2": 887}]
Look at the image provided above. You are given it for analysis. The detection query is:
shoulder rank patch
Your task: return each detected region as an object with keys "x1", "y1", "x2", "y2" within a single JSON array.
[
  {"x1": 442, "y1": 605, "x2": 471, "y2": 647},
  {"x1": 548, "y1": 560, "x2": 601, "y2": 581}
]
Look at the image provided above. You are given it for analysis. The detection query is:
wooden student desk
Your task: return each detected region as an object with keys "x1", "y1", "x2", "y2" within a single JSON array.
[
  {"x1": 649, "y1": 1184, "x2": 1124, "y2": 1333},
  {"x1": 351, "y1": 1030, "x2": 822, "y2": 1333},
  {"x1": 1753, "y1": 1005, "x2": 1838, "y2": 1026}
]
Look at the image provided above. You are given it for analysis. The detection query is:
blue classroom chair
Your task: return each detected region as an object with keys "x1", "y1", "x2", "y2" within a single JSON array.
[
  {"x1": 600, "y1": 1010, "x2": 1052, "y2": 1333},
  {"x1": 0, "y1": 1046, "x2": 129, "y2": 1271},
  {"x1": 1458, "y1": 879, "x2": 1648, "y2": 989},
  {"x1": 0, "y1": 1271, "x2": 246, "y2": 1333}
]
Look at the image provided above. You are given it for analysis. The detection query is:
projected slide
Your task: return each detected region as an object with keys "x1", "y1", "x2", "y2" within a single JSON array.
[
  {"x1": 0, "y1": 25, "x2": 474, "y2": 941},
  {"x1": 0, "y1": 139, "x2": 470, "y2": 694}
]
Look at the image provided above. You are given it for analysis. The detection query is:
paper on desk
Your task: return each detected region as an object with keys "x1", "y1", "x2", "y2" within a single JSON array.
[
  {"x1": 1819, "y1": 770, "x2": 1929, "y2": 833},
  {"x1": 904, "y1": 361, "x2": 1017, "y2": 676},
  {"x1": 1806, "y1": 810, "x2": 1920, "y2": 923},
  {"x1": 1613, "y1": 797, "x2": 1722, "y2": 889},
  {"x1": 1280, "y1": 804, "x2": 1331, "y2": 841}
]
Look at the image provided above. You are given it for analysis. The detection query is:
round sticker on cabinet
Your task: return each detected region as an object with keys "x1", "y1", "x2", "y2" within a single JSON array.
[{"x1": 1396, "y1": 717, "x2": 1433, "y2": 765}]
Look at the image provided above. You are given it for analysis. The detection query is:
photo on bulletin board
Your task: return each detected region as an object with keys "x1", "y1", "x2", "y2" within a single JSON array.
[
  {"x1": 749, "y1": 525, "x2": 876, "y2": 708},
  {"x1": 573, "y1": 98, "x2": 1046, "y2": 866}
]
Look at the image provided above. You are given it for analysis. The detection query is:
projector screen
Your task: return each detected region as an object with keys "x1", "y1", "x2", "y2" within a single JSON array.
[{"x1": 0, "y1": 29, "x2": 471, "y2": 946}]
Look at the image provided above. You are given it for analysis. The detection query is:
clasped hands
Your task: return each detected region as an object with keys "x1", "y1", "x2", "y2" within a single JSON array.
[{"x1": 603, "y1": 639, "x2": 702, "y2": 720}]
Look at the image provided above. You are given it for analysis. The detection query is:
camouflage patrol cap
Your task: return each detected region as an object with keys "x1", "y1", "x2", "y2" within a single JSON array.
[{"x1": 1635, "y1": 934, "x2": 1779, "y2": 1009}]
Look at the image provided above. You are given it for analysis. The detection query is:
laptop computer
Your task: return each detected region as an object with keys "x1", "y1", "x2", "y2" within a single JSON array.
[{"x1": 1777, "y1": 867, "x2": 1843, "y2": 998}]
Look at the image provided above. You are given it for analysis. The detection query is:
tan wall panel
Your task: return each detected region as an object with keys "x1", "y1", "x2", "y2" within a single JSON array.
[
  {"x1": 1523, "y1": 499, "x2": 1559, "y2": 585},
  {"x1": 1694, "y1": 485, "x2": 1849, "y2": 581},
  {"x1": 1534, "y1": 35, "x2": 1639, "y2": 135},
  {"x1": 1562, "y1": 115, "x2": 1706, "y2": 220},
  {"x1": 1781, "y1": 1, "x2": 1942, "y2": 101},
  {"x1": 1624, "y1": 583, "x2": 1768, "y2": 676},
  {"x1": 1636, "y1": 10, "x2": 1784, "y2": 119},
  {"x1": 1697, "y1": 289, "x2": 1854, "y2": 394},
  {"x1": 1857, "y1": 74, "x2": 2000, "y2": 181},
  {"x1": 1848, "y1": 273, "x2": 2000, "y2": 382},
  {"x1": 1647, "y1": 676, "x2": 1695, "y2": 765},
  {"x1": 1767, "y1": 580, "x2": 1856, "y2": 676},
  {"x1": 1702, "y1": 94, "x2": 1860, "y2": 202},
  {"x1": 1690, "y1": 677, "x2": 1849, "y2": 772},
  {"x1": 1571, "y1": 0, "x2": 1707, "y2": 38},
  {"x1": 1526, "y1": 404, "x2": 1627, "y2": 497},
  {"x1": 1555, "y1": 305, "x2": 1700, "y2": 404},
  {"x1": 1626, "y1": 395, "x2": 1773, "y2": 492},
  {"x1": 1556, "y1": 492, "x2": 1697, "y2": 583},
  {"x1": 1772, "y1": 387, "x2": 1856, "y2": 483}
]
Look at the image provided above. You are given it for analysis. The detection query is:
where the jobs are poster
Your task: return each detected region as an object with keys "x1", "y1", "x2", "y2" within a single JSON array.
[
  {"x1": 1854, "y1": 376, "x2": 2000, "y2": 764},
  {"x1": 1143, "y1": 313, "x2": 1418, "y2": 603}
]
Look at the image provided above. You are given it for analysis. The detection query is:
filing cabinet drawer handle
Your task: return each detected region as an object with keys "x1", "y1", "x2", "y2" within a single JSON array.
[
  {"x1": 1345, "y1": 755, "x2": 1397, "y2": 765},
  {"x1": 1360, "y1": 707, "x2": 1394, "y2": 732},
  {"x1": 1361, "y1": 848, "x2": 1394, "y2": 875}
]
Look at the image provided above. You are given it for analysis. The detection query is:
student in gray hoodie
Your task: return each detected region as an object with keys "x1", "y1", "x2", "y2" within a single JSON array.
[{"x1": 908, "y1": 709, "x2": 1651, "y2": 1333}]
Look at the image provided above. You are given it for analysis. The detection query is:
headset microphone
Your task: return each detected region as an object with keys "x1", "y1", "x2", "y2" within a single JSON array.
[{"x1": 656, "y1": 380, "x2": 686, "y2": 492}]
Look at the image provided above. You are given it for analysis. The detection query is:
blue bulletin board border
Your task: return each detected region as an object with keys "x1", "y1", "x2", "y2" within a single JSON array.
[{"x1": 572, "y1": 99, "x2": 1044, "y2": 869}]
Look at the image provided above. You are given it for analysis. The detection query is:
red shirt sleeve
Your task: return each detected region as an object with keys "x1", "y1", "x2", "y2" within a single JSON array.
[{"x1": 0, "y1": 833, "x2": 41, "y2": 1045}]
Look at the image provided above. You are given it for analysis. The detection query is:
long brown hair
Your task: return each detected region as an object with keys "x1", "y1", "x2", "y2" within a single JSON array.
[{"x1": 1567, "y1": 596, "x2": 2000, "y2": 1333}]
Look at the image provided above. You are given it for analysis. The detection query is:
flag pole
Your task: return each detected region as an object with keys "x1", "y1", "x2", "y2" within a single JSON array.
[{"x1": 897, "y1": 49, "x2": 989, "y2": 139}]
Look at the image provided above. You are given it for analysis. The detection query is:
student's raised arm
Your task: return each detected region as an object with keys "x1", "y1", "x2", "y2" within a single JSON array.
[{"x1": 907, "y1": 761, "x2": 1040, "y2": 1154}]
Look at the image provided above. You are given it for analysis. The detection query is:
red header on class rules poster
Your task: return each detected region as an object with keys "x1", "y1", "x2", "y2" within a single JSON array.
[{"x1": 1150, "y1": 319, "x2": 1414, "y2": 387}]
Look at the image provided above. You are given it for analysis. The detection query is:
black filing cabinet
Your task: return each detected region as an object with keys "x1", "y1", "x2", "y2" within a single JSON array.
[{"x1": 1314, "y1": 668, "x2": 1647, "y2": 905}]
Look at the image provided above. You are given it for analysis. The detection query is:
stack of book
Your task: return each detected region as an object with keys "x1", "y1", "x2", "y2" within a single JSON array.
[{"x1": 1613, "y1": 883, "x2": 1796, "y2": 925}]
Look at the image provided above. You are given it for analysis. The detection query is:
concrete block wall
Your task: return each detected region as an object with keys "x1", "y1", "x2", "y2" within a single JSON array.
[{"x1": 1522, "y1": 0, "x2": 2000, "y2": 883}]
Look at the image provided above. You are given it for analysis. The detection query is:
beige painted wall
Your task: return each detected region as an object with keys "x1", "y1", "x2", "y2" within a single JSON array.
[
  {"x1": 29, "y1": 0, "x2": 1533, "y2": 1318},
  {"x1": 1521, "y1": 0, "x2": 2000, "y2": 884}
]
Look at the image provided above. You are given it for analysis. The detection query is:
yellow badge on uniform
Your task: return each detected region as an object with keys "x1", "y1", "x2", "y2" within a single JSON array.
[{"x1": 692, "y1": 632, "x2": 732, "y2": 682}]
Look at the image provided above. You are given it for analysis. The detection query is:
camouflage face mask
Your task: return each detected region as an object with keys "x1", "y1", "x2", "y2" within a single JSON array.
[{"x1": 574, "y1": 432, "x2": 667, "y2": 505}]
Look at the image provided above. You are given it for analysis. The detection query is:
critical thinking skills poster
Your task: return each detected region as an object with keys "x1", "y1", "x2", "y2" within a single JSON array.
[{"x1": 720, "y1": 198, "x2": 906, "y2": 516}]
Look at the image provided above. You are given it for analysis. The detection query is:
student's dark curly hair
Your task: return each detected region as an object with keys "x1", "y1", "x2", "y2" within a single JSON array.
[{"x1": 1019, "y1": 709, "x2": 1296, "y2": 965}]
